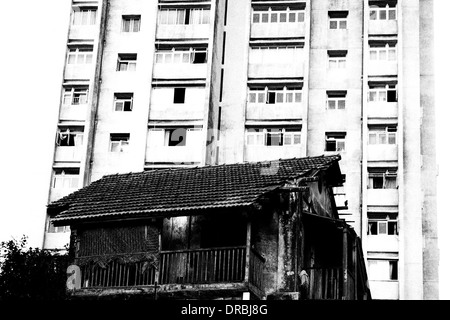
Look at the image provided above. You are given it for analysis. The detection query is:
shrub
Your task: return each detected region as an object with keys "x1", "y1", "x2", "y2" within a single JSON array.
[{"x1": 0, "y1": 236, "x2": 69, "y2": 300}]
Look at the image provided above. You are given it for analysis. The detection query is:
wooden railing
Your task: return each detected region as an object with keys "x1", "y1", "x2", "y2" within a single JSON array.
[
  {"x1": 77, "y1": 246, "x2": 266, "y2": 290},
  {"x1": 249, "y1": 248, "x2": 265, "y2": 292},
  {"x1": 79, "y1": 259, "x2": 157, "y2": 288},
  {"x1": 307, "y1": 268, "x2": 343, "y2": 300},
  {"x1": 159, "y1": 246, "x2": 246, "y2": 285}
]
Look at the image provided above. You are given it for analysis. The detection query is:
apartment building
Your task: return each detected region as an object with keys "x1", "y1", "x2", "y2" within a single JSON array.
[{"x1": 44, "y1": 0, "x2": 438, "y2": 300}]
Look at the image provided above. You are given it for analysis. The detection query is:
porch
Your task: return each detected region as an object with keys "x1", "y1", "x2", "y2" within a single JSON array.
[{"x1": 73, "y1": 246, "x2": 265, "y2": 299}]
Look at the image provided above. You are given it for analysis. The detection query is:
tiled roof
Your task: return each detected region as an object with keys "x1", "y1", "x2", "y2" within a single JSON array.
[{"x1": 50, "y1": 155, "x2": 341, "y2": 225}]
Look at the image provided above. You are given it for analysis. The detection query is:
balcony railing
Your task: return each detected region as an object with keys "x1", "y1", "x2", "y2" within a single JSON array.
[
  {"x1": 249, "y1": 248, "x2": 265, "y2": 291},
  {"x1": 79, "y1": 259, "x2": 157, "y2": 288},
  {"x1": 160, "y1": 246, "x2": 246, "y2": 285},
  {"x1": 307, "y1": 268, "x2": 343, "y2": 300},
  {"x1": 76, "y1": 246, "x2": 265, "y2": 293}
]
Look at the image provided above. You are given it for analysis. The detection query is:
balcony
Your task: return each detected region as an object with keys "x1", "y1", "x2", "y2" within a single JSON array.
[
  {"x1": 367, "y1": 189, "x2": 399, "y2": 207},
  {"x1": 146, "y1": 146, "x2": 203, "y2": 164},
  {"x1": 367, "y1": 61, "x2": 398, "y2": 76},
  {"x1": 367, "y1": 102, "x2": 398, "y2": 119},
  {"x1": 43, "y1": 232, "x2": 70, "y2": 250},
  {"x1": 367, "y1": 235, "x2": 399, "y2": 253},
  {"x1": 149, "y1": 104, "x2": 204, "y2": 121},
  {"x1": 368, "y1": 20, "x2": 398, "y2": 35},
  {"x1": 153, "y1": 63, "x2": 207, "y2": 80},
  {"x1": 69, "y1": 25, "x2": 98, "y2": 40},
  {"x1": 367, "y1": 145, "x2": 398, "y2": 162},
  {"x1": 248, "y1": 62, "x2": 304, "y2": 79},
  {"x1": 156, "y1": 24, "x2": 210, "y2": 40},
  {"x1": 64, "y1": 64, "x2": 93, "y2": 80},
  {"x1": 55, "y1": 146, "x2": 83, "y2": 162},
  {"x1": 327, "y1": 30, "x2": 348, "y2": 49},
  {"x1": 74, "y1": 247, "x2": 265, "y2": 299},
  {"x1": 251, "y1": 22, "x2": 305, "y2": 39},
  {"x1": 149, "y1": 88, "x2": 206, "y2": 120},
  {"x1": 369, "y1": 280, "x2": 399, "y2": 300},
  {"x1": 245, "y1": 145, "x2": 301, "y2": 162},
  {"x1": 59, "y1": 105, "x2": 88, "y2": 121},
  {"x1": 246, "y1": 103, "x2": 302, "y2": 120},
  {"x1": 50, "y1": 187, "x2": 79, "y2": 202}
]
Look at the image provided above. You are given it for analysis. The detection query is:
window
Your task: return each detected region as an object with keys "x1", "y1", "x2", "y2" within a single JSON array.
[
  {"x1": 110, "y1": 134, "x2": 130, "y2": 152},
  {"x1": 122, "y1": 15, "x2": 141, "y2": 32},
  {"x1": 248, "y1": 87, "x2": 302, "y2": 104},
  {"x1": 368, "y1": 259, "x2": 398, "y2": 281},
  {"x1": 368, "y1": 212, "x2": 398, "y2": 236},
  {"x1": 47, "y1": 217, "x2": 69, "y2": 234},
  {"x1": 67, "y1": 46, "x2": 93, "y2": 65},
  {"x1": 63, "y1": 87, "x2": 89, "y2": 106},
  {"x1": 55, "y1": 127, "x2": 84, "y2": 147},
  {"x1": 117, "y1": 54, "x2": 137, "y2": 71},
  {"x1": 368, "y1": 85, "x2": 397, "y2": 102},
  {"x1": 155, "y1": 48, "x2": 207, "y2": 64},
  {"x1": 72, "y1": 7, "x2": 97, "y2": 25},
  {"x1": 252, "y1": 7, "x2": 305, "y2": 24},
  {"x1": 369, "y1": 44, "x2": 397, "y2": 61},
  {"x1": 328, "y1": 57, "x2": 346, "y2": 69},
  {"x1": 173, "y1": 88, "x2": 186, "y2": 104},
  {"x1": 328, "y1": 51, "x2": 347, "y2": 69},
  {"x1": 327, "y1": 91, "x2": 346, "y2": 110},
  {"x1": 369, "y1": 126, "x2": 397, "y2": 145},
  {"x1": 158, "y1": 8, "x2": 210, "y2": 25},
  {"x1": 114, "y1": 93, "x2": 133, "y2": 112},
  {"x1": 149, "y1": 128, "x2": 202, "y2": 148},
  {"x1": 368, "y1": 168, "x2": 397, "y2": 189},
  {"x1": 249, "y1": 46, "x2": 303, "y2": 64},
  {"x1": 246, "y1": 128, "x2": 301, "y2": 146},
  {"x1": 325, "y1": 133, "x2": 346, "y2": 152},
  {"x1": 52, "y1": 168, "x2": 79, "y2": 189},
  {"x1": 369, "y1": 4, "x2": 397, "y2": 21},
  {"x1": 329, "y1": 11, "x2": 348, "y2": 29}
]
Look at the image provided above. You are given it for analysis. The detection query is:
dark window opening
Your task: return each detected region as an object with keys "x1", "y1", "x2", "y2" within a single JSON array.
[
  {"x1": 387, "y1": 90, "x2": 397, "y2": 102},
  {"x1": 390, "y1": 261, "x2": 398, "y2": 280},
  {"x1": 372, "y1": 176, "x2": 384, "y2": 189},
  {"x1": 267, "y1": 92, "x2": 276, "y2": 104},
  {"x1": 185, "y1": 9, "x2": 191, "y2": 24},
  {"x1": 174, "y1": 88, "x2": 186, "y2": 104},
  {"x1": 369, "y1": 222, "x2": 378, "y2": 235},
  {"x1": 266, "y1": 129, "x2": 283, "y2": 146},
  {"x1": 56, "y1": 128, "x2": 84, "y2": 147},
  {"x1": 388, "y1": 221, "x2": 398, "y2": 235},
  {"x1": 193, "y1": 51, "x2": 207, "y2": 64},
  {"x1": 326, "y1": 140, "x2": 337, "y2": 151}
]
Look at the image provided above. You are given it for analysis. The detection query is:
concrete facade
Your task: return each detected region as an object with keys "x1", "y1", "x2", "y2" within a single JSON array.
[{"x1": 44, "y1": 0, "x2": 438, "y2": 300}]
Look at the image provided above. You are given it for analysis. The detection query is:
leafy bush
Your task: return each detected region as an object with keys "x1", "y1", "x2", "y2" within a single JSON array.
[{"x1": 0, "y1": 236, "x2": 69, "y2": 300}]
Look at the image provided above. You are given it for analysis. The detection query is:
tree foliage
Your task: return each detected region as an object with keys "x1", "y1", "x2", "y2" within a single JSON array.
[{"x1": 0, "y1": 236, "x2": 69, "y2": 300}]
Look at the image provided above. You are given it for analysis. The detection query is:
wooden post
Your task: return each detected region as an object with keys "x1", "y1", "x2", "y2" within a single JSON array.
[
  {"x1": 354, "y1": 239, "x2": 358, "y2": 300},
  {"x1": 244, "y1": 220, "x2": 251, "y2": 283},
  {"x1": 155, "y1": 222, "x2": 162, "y2": 286},
  {"x1": 342, "y1": 226, "x2": 348, "y2": 300}
]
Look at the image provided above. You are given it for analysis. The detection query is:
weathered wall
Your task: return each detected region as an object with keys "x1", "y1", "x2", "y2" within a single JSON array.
[
  {"x1": 419, "y1": 0, "x2": 439, "y2": 300},
  {"x1": 218, "y1": 0, "x2": 251, "y2": 164},
  {"x1": 400, "y1": 0, "x2": 424, "y2": 300},
  {"x1": 90, "y1": 0, "x2": 158, "y2": 182},
  {"x1": 307, "y1": 0, "x2": 363, "y2": 234}
]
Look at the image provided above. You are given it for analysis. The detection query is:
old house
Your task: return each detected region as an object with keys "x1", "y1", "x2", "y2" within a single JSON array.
[{"x1": 49, "y1": 155, "x2": 371, "y2": 300}]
